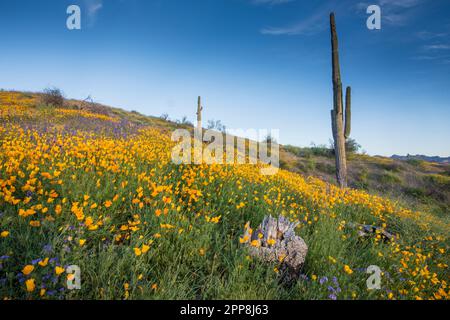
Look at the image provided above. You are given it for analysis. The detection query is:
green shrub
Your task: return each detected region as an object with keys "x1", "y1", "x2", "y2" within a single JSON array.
[
  {"x1": 284, "y1": 145, "x2": 332, "y2": 158},
  {"x1": 406, "y1": 159, "x2": 423, "y2": 167},
  {"x1": 41, "y1": 87, "x2": 65, "y2": 107},
  {"x1": 425, "y1": 174, "x2": 450, "y2": 187},
  {"x1": 316, "y1": 162, "x2": 335, "y2": 175},
  {"x1": 376, "y1": 162, "x2": 402, "y2": 172},
  {"x1": 354, "y1": 168, "x2": 369, "y2": 190},
  {"x1": 345, "y1": 138, "x2": 361, "y2": 154},
  {"x1": 379, "y1": 171, "x2": 402, "y2": 185},
  {"x1": 404, "y1": 187, "x2": 427, "y2": 199}
]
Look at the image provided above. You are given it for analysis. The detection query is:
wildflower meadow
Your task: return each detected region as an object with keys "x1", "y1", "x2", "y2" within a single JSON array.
[{"x1": 0, "y1": 92, "x2": 448, "y2": 300}]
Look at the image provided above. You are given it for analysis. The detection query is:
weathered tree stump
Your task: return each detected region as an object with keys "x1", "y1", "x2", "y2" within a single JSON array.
[{"x1": 240, "y1": 215, "x2": 308, "y2": 285}]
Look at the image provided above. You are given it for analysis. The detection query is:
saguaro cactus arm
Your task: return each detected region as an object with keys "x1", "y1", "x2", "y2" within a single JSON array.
[{"x1": 344, "y1": 86, "x2": 351, "y2": 140}]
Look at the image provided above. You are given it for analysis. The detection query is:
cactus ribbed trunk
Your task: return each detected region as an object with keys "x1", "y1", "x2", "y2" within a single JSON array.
[
  {"x1": 196, "y1": 96, "x2": 203, "y2": 132},
  {"x1": 330, "y1": 13, "x2": 348, "y2": 189}
]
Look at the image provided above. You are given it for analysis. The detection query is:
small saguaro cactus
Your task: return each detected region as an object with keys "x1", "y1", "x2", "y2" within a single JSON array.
[
  {"x1": 330, "y1": 12, "x2": 352, "y2": 188},
  {"x1": 196, "y1": 96, "x2": 203, "y2": 132}
]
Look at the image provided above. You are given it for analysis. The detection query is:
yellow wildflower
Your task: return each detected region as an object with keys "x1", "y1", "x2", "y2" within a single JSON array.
[
  {"x1": 22, "y1": 265, "x2": 34, "y2": 275},
  {"x1": 25, "y1": 279, "x2": 35, "y2": 292},
  {"x1": 55, "y1": 266, "x2": 65, "y2": 275}
]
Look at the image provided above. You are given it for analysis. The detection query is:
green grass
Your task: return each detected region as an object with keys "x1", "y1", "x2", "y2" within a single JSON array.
[
  {"x1": 0, "y1": 91, "x2": 448, "y2": 300},
  {"x1": 1, "y1": 160, "x2": 448, "y2": 300}
]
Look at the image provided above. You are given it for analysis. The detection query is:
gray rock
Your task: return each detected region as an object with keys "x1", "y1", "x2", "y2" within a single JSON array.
[
  {"x1": 241, "y1": 215, "x2": 308, "y2": 284},
  {"x1": 347, "y1": 222, "x2": 396, "y2": 241}
]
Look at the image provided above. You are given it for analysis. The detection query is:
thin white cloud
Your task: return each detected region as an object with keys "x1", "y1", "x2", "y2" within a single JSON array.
[
  {"x1": 260, "y1": 0, "x2": 422, "y2": 36},
  {"x1": 88, "y1": 3, "x2": 103, "y2": 17},
  {"x1": 411, "y1": 54, "x2": 450, "y2": 65},
  {"x1": 260, "y1": 0, "x2": 339, "y2": 36},
  {"x1": 378, "y1": 0, "x2": 421, "y2": 8},
  {"x1": 357, "y1": 0, "x2": 423, "y2": 26},
  {"x1": 260, "y1": 10, "x2": 327, "y2": 35},
  {"x1": 424, "y1": 44, "x2": 450, "y2": 50},
  {"x1": 413, "y1": 41, "x2": 450, "y2": 64},
  {"x1": 411, "y1": 55, "x2": 440, "y2": 61},
  {"x1": 416, "y1": 31, "x2": 448, "y2": 40},
  {"x1": 260, "y1": 0, "x2": 425, "y2": 36},
  {"x1": 252, "y1": 0, "x2": 294, "y2": 5},
  {"x1": 84, "y1": 0, "x2": 103, "y2": 26}
]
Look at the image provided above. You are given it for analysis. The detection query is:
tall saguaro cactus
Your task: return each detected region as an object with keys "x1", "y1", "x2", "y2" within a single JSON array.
[
  {"x1": 330, "y1": 13, "x2": 352, "y2": 188},
  {"x1": 196, "y1": 96, "x2": 203, "y2": 132}
]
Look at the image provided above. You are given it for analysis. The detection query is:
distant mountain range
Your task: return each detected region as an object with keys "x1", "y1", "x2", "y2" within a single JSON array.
[{"x1": 391, "y1": 154, "x2": 450, "y2": 164}]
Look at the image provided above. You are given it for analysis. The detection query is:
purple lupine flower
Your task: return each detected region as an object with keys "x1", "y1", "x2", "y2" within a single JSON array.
[
  {"x1": 47, "y1": 290, "x2": 56, "y2": 296},
  {"x1": 319, "y1": 276, "x2": 328, "y2": 285},
  {"x1": 43, "y1": 274, "x2": 51, "y2": 281},
  {"x1": 49, "y1": 257, "x2": 59, "y2": 264},
  {"x1": 329, "y1": 294, "x2": 337, "y2": 300}
]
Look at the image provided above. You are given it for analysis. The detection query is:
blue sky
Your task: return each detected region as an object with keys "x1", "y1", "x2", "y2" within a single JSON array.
[{"x1": 1, "y1": 0, "x2": 449, "y2": 156}]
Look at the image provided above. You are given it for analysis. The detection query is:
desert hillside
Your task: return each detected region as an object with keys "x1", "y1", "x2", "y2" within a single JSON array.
[
  {"x1": 281, "y1": 145, "x2": 450, "y2": 221},
  {"x1": 0, "y1": 91, "x2": 448, "y2": 300}
]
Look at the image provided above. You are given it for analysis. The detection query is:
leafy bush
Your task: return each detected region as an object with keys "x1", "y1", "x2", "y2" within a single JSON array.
[
  {"x1": 283, "y1": 145, "x2": 303, "y2": 157},
  {"x1": 379, "y1": 171, "x2": 402, "y2": 185},
  {"x1": 284, "y1": 144, "x2": 332, "y2": 158},
  {"x1": 354, "y1": 168, "x2": 369, "y2": 190},
  {"x1": 425, "y1": 174, "x2": 450, "y2": 187},
  {"x1": 207, "y1": 119, "x2": 226, "y2": 133},
  {"x1": 328, "y1": 138, "x2": 361, "y2": 156},
  {"x1": 279, "y1": 158, "x2": 288, "y2": 170},
  {"x1": 345, "y1": 138, "x2": 361, "y2": 154},
  {"x1": 41, "y1": 87, "x2": 65, "y2": 107},
  {"x1": 406, "y1": 159, "x2": 423, "y2": 167},
  {"x1": 404, "y1": 187, "x2": 427, "y2": 199},
  {"x1": 316, "y1": 162, "x2": 335, "y2": 175},
  {"x1": 177, "y1": 116, "x2": 193, "y2": 126},
  {"x1": 376, "y1": 162, "x2": 402, "y2": 172}
]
